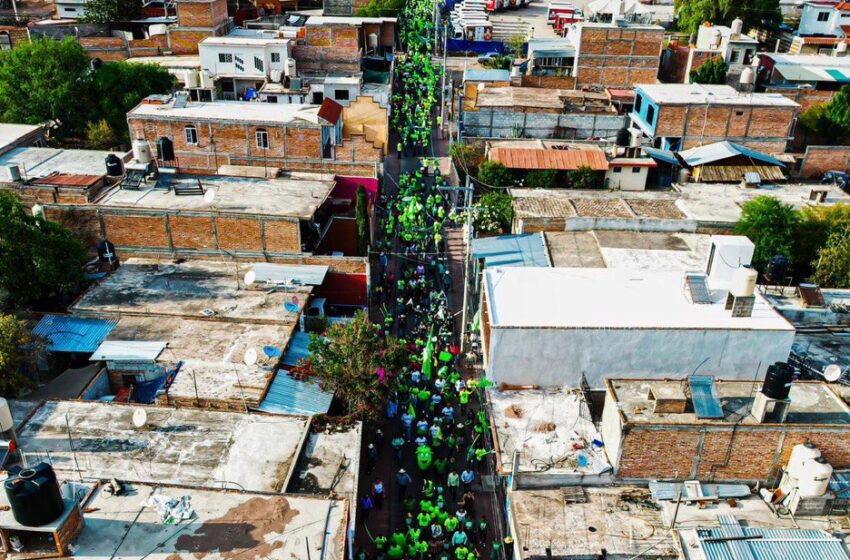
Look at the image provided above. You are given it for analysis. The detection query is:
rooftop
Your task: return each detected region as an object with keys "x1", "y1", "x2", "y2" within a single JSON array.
[
  {"x1": 678, "y1": 141, "x2": 785, "y2": 167},
  {"x1": 489, "y1": 147, "x2": 609, "y2": 171},
  {"x1": 56, "y1": 483, "x2": 346, "y2": 560},
  {"x1": 16, "y1": 400, "x2": 308, "y2": 492},
  {"x1": 71, "y1": 259, "x2": 311, "y2": 324},
  {"x1": 126, "y1": 55, "x2": 201, "y2": 69},
  {"x1": 488, "y1": 388, "x2": 611, "y2": 475},
  {"x1": 474, "y1": 86, "x2": 612, "y2": 111},
  {"x1": 97, "y1": 174, "x2": 334, "y2": 219},
  {"x1": 607, "y1": 378, "x2": 850, "y2": 425},
  {"x1": 462, "y1": 68, "x2": 511, "y2": 82},
  {"x1": 471, "y1": 233, "x2": 552, "y2": 268},
  {"x1": 0, "y1": 147, "x2": 116, "y2": 179},
  {"x1": 0, "y1": 123, "x2": 43, "y2": 153},
  {"x1": 290, "y1": 422, "x2": 361, "y2": 498},
  {"x1": 201, "y1": 35, "x2": 290, "y2": 47},
  {"x1": 510, "y1": 486, "x2": 676, "y2": 559},
  {"x1": 766, "y1": 52, "x2": 850, "y2": 68},
  {"x1": 484, "y1": 267, "x2": 794, "y2": 330},
  {"x1": 510, "y1": 188, "x2": 689, "y2": 221},
  {"x1": 128, "y1": 100, "x2": 328, "y2": 126},
  {"x1": 636, "y1": 84, "x2": 800, "y2": 107}
]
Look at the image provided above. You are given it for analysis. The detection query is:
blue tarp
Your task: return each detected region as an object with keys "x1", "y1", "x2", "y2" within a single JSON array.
[
  {"x1": 447, "y1": 39, "x2": 507, "y2": 54},
  {"x1": 642, "y1": 146, "x2": 680, "y2": 166},
  {"x1": 258, "y1": 371, "x2": 334, "y2": 416},
  {"x1": 471, "y1": 233, "x2": 551, "y2": 268},
  {"x1": 32, "y1": 315, "x2": 117, "y2": 354}
]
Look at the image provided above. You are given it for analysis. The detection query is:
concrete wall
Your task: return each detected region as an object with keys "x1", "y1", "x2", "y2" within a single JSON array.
[
  {"x1": 799, "y1": 145, "x2": 850, "y2": 179},
  {"x1": 463, "y1": 110, "x2": 625, "y2": 140},
  {"x1": 486, "y1": 327, "x2": 795, "y2": 388},
  {"x1": 515, "y1": 216, "x2": 698, "y2": 234},
  {"x1": 293, "y1": 24, "x2": 362, "y2": 74}
]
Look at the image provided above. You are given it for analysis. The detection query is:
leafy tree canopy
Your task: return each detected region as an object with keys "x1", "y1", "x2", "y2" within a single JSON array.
[
  {"x1": 80, "y1": 0, "x2": 141, "y2": 24},
  {"x1": 690, "y1": 56, "x2": 728, "y2": 84},
  {"x1": 355, "y1": 0, "x2": 404, "y2": 17},
  {"x1": 477, "y1": 160, "x2": 514, "y2": 187},
  {"x1": 0, "y1": 314, "x2": 35, "y2": 398},
  {"x1": 473, "y1": 192, "x2": 514, "y2": 233},
  {"x1": 734, "y1": 196, "x2": 799, "y2": 272},
  {"x1": 0, "y1": 192, "x2": 88, "y2": 309},
  {"x1": 674, "y1": 0, "x2": 780, "y2": 36},
  {"x1": 567, "y1": 165, "x2": 602, "y2": 189},
  {"x1": 799, "y1": 85, "x2": 850, "y2": 143},
  {"x1": 523, "y1": 169, "x2": 558, "y2": 189}
]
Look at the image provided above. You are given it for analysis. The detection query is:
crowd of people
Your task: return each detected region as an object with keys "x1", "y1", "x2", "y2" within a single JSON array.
[{"x1": 354, "y1": 1, "x2": 506, "y2": 559}]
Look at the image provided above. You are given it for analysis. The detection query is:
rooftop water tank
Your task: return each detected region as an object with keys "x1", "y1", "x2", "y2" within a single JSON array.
[
  {"x1": 766, "y1": 254, "x2": 789, "y2": 283},
  {"x1": 762, "y1": 362, "x2": 794, "y2": 400},
  {"x1": 731, "y1": 17, "x2": 743, "y2": 37},
  {"x1": 133, "y1": 140, "x2": 152, "y2": 164},
  {"x1": 788, "y1": 443, "x2": 821, "y2": 478},
  {"x1": 105, "y1": 154, "x2": 123, "y2": 177},
  {"x1": 798, "y1": 456, "x2": 833, "y2": 497},
  {"x1": 730, "y1": 266, "x2": 757, "y2": 298},
  {"x1": 4, "y1": 463, "x2": 65, "y2": 527},
  {"x1": 615, "y1": 127, "x2": 631, "y2": 147},
  {"x1": 184, "y1": 70, "x2": 199, "y2": 89},
  {"x1": 156, "y1": 136, "x2": 174, "y2": 162},
  {"x1": 5, "y1": 164, "x2": 21, "y2": 181}
]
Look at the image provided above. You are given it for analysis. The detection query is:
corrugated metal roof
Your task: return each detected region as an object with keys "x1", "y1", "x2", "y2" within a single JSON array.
[
  {"x1": 642, "y1": 146, "x2": 680, "y2": 166},
  {"x1": 258, "y1": 370, "x2": 333, "y2": 415},
  {"x1": 32, "y1": 314, "x2": 117, "y2": 353},
  {"x1": 649, "y1": 482, "x2": 750, "y2": 501},
  {"x1": 829, "y1": 470, "x2": 850, "y2": 495},
  {"x1": 282, "y1": 331, "x2": 312, "y2": 367},
  {"x1": 696, "y1": 516, "x2": 849, "y2": 560},
  {"x1": 471, "y1": 233, "x2": 551, "y2": 268},
  {"x1": 489, "y1": 148, "x2": 609, "y2": 171},
  {"x1": 31, "y1": 172, "x2": 104, "y2": 187},
  {"x1": 90, "y1": 341, "x2": 166, "y2": 362},
  {"x1": 463, "y1": 69, "x2": 510, "y2": 82},
  {"x1": 775, "y1": 63, "x2": 850, "y2": 83},
  {"x1": 679, "y1": 141, "x2": 784, "y2": 167},
  {"x1": 251, "y1": 263, "x2": 329, "y2": 286}
]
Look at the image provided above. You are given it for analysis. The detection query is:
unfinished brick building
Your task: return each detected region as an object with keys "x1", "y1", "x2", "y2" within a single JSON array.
[
  {"x1": 600, "y1": 378, "x2": 850, "y2": 482},
  {"x1": 171, "y1": 0, "x2": 233, "y2": 55},
  {"x1": 571, "y1": 22, "x2": 664, "y2": 88},
  {"x1": 294, "y1": 16, "x2": 396, "y2": 75},
  {"x1": 630, "y1": 83, "x2": 800, "y2": 152},
  {"x1": 127, "y1": 97, "x2": 382, "y2": 176}
]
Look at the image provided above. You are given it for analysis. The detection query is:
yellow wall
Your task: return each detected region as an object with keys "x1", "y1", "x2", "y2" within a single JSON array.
[{"x1": 342, "y1": 96, "x2": 389, "y2": 155}]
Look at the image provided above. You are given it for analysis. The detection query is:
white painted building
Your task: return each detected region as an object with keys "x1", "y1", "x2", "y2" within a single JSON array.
[
  {"x1": 55, "y1": 0, "x2": 88, "y2": 18},
  {"x1": 798, "y1": 0, "x2": 850, "y2": 37},
  {"x1": 199, "y1": 31, "x2": 294, "y2": 100},
  {"x1": 481, "y1": 241, "x2": 795, "y2": 387},
  {"x1": 604, "y1": 157, "x2": 655, "y2": 191},
  {"x1": 695, "y1": 21, "x2": 758, "y2": 66}
]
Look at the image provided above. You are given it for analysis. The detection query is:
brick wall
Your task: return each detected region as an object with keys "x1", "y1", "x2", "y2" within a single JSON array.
[
  {"x1": 0, "y1": 26, "x2": 29, "y2": 49},
  {"x1": 765, "y1": 86, "x2": 835, "y2": 112},
  {"x1": 521, "y1": 75, "x2": 577, "y2": 89},
  {"x1": 292, "y1": 24, "x2": 362, "y2": 73},
  {"x1": 462, "y1": 110, "x2": 625, "y2": 140},
  {"x1": 799, "y1": 146, "x2": 850, "y2": 178},
  {"x1": 616, "y1": 425, "x2": 850, "y2": 481},
  {"x1": 177, "y1": 0, "x2": 228, "y2": 28},
  {"x1": 55, "y1": 504, "x2": 84, "y2": 555},
  {"x1": 576, "y1": 27, "x2": 663, "y2": 88},
  {"x1": 169, "y1": 29, "x2": 213, "y2": 55},
  {"x1": 79, "y1": 36, "x2": 129, "y2": 61}
]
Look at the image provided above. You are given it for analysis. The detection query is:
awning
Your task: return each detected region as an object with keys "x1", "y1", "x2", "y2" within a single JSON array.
[
  {"x1": 642, "y1": 147, "x2": 680, "y2": 166},
  {"x1": 258, "y1": 370, "x2": 333, "y2": 416},
  {"x1": 679, "y1": 141, "x2": 784, "y2": 167},
  {"x1": 774, "y1": 63, "x2": 850, "y2": 83},
  {"x1": 471, "y1": 233, "x2": 551, "y2": 268},
  {"x1": 32, "y1": 315, "x2": 117, "y2": 354},
  {"x1": 90, "y1": 341, "x2": 166, "y2": 362},
  {"x1": 695, "y1": 165, "x2": 785, "y2": 183}
]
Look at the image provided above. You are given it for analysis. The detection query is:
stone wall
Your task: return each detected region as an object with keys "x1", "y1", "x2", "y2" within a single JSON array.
[{"x1": 462, "y1": 110, "x2": 626, "y2": 140}]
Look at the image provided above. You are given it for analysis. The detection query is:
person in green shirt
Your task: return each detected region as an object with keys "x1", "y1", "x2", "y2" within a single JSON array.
[
  {"x1": 444, "y1": 515, "x2": 459, "y2": 532},
  {"x1": 407, "y1": 526, "x2": 421, "y2": 543},
  {"x1": 447, "y1": 471, "x2": 460, "y2": 500},
  {"x1": 391, "y1": 531, "x2": 406, "y2": 547},
  {"x1": 413, "y1": 540, "x2": 428, "y2": 558},
  {"x1": 387, "y1": 543, "x2": 404, "y2": 559},
  {"x1": 375, "y1": 535, "x2": 387, "y2": 553},
  {"x1": 455, "y1": 546, "x2": 470, "y2": 560},
  {"x1": 417, "y1": 511, "x2": 431, "y2": 528}
]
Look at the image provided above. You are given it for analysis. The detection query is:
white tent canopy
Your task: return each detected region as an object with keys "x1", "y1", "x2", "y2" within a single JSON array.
[{"x1": 586, "y1": 0, "x2": 651, "y2": 16}]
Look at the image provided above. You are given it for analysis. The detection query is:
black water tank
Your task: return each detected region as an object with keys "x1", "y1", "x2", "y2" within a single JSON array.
[
  {"x1": 156, "y1": 136, "x2": 175, "y2": 161},
  {"x1": 762, "y1": 362, "x2": 794, "y2": 400},
  {"x1": 766, "y1": 255, "x2": 789, "y2": 282},
  {"x1": 105, "y1": 154, "x2": 123, "y2": 177},
  {"x1": 615, "y1": 127, "x2": 631, "y2": 147},
  {"x1": 4, "y1": 463, "x2": 64, "y2": 527},
  {"x1": 97, "y1": 239, "x2": 116, "y2": 263}
]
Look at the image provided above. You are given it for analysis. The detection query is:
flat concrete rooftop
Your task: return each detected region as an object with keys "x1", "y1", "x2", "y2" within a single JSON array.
[
  {"x1": 0, "y1": 147, "x2": 116, "y2": 179},
  {"x1": 510, "y1": 188, "x2": 688, "y2": 221},
  {"x1": 17, "y1": 400, "x2": 308, "y2": 492},
  {"x1": 291, "y1": 422, "x2": 361, "y2": 499},
  {"x1": 71, "y1": 259, "x2": 311, "y2": 324},
  {"x1": 608, "y1": 379, "x2": 850, "y2": 425},
  {"x1": 488, "y1": 388, "x2": 610, "y2": 476},
  {"x1": 98, "y1": 174, "x2": 335, "y2": 219},
  {"x1": 510, "y1": 486, "x2": 676, "y2": 559},
  {"x1": 67, "y1": 483, "x2": 346, "y2": 560}
]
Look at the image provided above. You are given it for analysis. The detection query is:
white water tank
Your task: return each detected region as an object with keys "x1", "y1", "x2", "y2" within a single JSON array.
[
  {"x1": 836, "y1": 41, "x2": 848, "y2": 57},
  {"x1": 133, "y1": 139, "x2": 152, "y2": 164},
  {"x1": 5, "y1": 164, "x2": 21, "y2": 181},
  {"x1": 0, "y1": 397, "x2": 13, "y2": 432},
  {"x1": 367, "y1": 33, "x2": 379, "y2": 50},
  {"x1": 788, "y1": 443, "x2": 821, "y2": 478},
  {"x1": 798, "y1": 456, "x2": 833, "y2": 497},
  {"x1": 184, "y1": 70, "x2": 199, "y2": 88},
  {"x1": 270, "y1": 68, "x2": 283, "y2": 83},
  {"x1": 285, "y1": 59, "x2": 296, "y2": 77},
  {"x1": 200, "y1": 70, "x2": 214, "y2": 89},
  {"x1": 740, "y1": 67, "x2": 755, "y2": 86},
  {"x1": 730, "y1": 267, "x2": 757, "y2": 297},
  {"x1": 731, "y1": 17, "x2": 743, "y2": 37}
]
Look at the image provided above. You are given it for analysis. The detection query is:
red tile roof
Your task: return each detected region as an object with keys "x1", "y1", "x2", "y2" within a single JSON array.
[
  {"x1": 318, "y1": 98, "x2": 343, "y2": 125},
  {"x1": 837, "y1": 1, "x2": 850, "y2": 10},
  {"x1": 489, "y1": 148, "x2": 609, "y2": 171},
  {"x1": 802, "y1": 35, "x2": 850, "y2": 45},
  {"x1": 31, "y1": 172, "x2": 104, "y2": 187}
]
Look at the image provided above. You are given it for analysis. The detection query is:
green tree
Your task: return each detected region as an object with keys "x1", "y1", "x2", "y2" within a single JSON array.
[
  {"x1": 567, "y1": 165, "x2": 602, "y2": 189},
  {"x1": 0, "y1": 314, "x2": 35, "y2": 398},
  {"x1": 355, "y1": 185, "x2": 369, "y2": 257},
  {"x1": 482, "y1": 56, "x2": 512, "y2": 70},
  {"x1": 674, "y1": 0, "x2": 780, "y2": 35},
  {"x1": 88, "y1": 61, "x2": 175, "y2": 144},
  {"x1": 355, "y1": 0, "x2": 404, "y2": 16},
  {"x1": 84, "y1": 119, "x2": 118, "y2": 150},
  {"x1": 448, "y1": 142, "x2": 484, "y2": 179},
  {"x1": 80, "y1": 0, "x2": 141, "y2": 24},
  {"x1": 690, "y1": 56, "x2": 728, "y2": 84},
  {"x1": 523, "y1": 169, "x2": 558, "y2": 189},
  {"x1": 477, "y1": 160, "x2": 514, "y2": 187},
  {"x1": 473, "y1": 192, "x2": 514, "y2": 233},
  {"x1": 799, "y1": 86, "x2": 850, "y2": 142},
  {"x1": 303, "y1": 311, "x2": 408, "y2": 419},
  {"x1": 812, "y1": 229, "x2": 850, "y2": 288},
  {"x1": 0, "y1": 38, "x2": 90, "y2": 136},
  {"x1": 734, "y1": 196, "x2": 799, "y2": 272},
  {"x1": 0, "y1": 192, "x2": 88, "y2": 309},
  {"x1": 506, "y1": 35, "x2": 526, "y2": 58},
  {"x1": 794, "y1": 204, "x2": 850, "y2": 281}
]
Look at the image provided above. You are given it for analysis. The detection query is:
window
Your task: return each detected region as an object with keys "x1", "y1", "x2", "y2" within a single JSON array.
[
  {"x1": 254, "y1": 56, "x2": 264, "y2": 72},
  {"x1": 613, "y1": 166, "x2": 622, "y2": 173},
  {"x1": 634, "y1": 94, "x2": 642, "y2": 112},
  {"x1": 631, "y1": 166, "x2": 641, "y2": 173},
  {"x1": 843, "y1": 12, "x2": 850, "y2": 17},
  {"x1": 646, "y1": 105, "x2": 655, "y2": 125},
  {"x1": 0, "y1": 32, "x2": 10, "y2": 51},
  {"x1": 817, "y1": 11, "x2": 830, "y2": 21},
  {"x1": 271, "y1": 52, "x2": 281, "y2": 63},
  {"x1": 735, "y1": 110, "x2": 744, "y2": 116},
  {"x1": 729, "y1": 49, "x2": 740, "y2": 63},
  {"x1": 334, "y1": 89, "x2": 350, "y2": 101},
  {"x1": 256, "y1": 128, "x2": 269, "y2": 149},
  {"x1": 184, "y1": 125, "x2": 198, "y2": 145},
  {"x1": 267, "y1": 95, "x2": 278, "y2": 103},
  {"x1": 219, "y1": 53, "x2": 233, "y2": 63}
]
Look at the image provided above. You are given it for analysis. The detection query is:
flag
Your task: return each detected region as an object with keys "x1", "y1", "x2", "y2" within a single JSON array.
[{"x1": 421, "y1": 327, "x2": 434, "y2": 380}]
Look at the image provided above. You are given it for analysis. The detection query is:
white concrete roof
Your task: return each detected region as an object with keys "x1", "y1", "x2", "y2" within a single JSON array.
[
  {"x1": 0, "y1": 123, "x2": 42, "y2": 150},
  {"x1": 201, "y1": 35, "x2": 289, "y2": 47},
  {"x1": 484, "y1": 267, "x2": 795, "y2": 331},
  {"x1": 128, "y1": 100, "x2": 325, "y2": 125},
  {"x1": 636, "y1": 84, "x2": 799, "y2": 107},
  {"x1": 766, "y1": 53, "x2": 850, "y2": 68}
]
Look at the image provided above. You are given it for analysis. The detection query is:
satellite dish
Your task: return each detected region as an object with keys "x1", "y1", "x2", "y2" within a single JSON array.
[
  {"x1": 284, "y1": 302, "x2": 300, "y2": 313},
  {"x1": 824, "y1": 364, "x2": 842, "y2": 383},
  {"x1": 244, "y1": 270, "x2": 256, "y2": 286},
  {"x1": 263, "y1": 345, "x2": 282, "y2": 359},
  {"x1": 132, "y1": 408, "x2": 148, "y2": 428},
  {"x1": 243, "y1": 348, "x2": 258, "y2": 366},
  {"x1": 203, "y1": 189, "x2": 216, "y2": 204}
]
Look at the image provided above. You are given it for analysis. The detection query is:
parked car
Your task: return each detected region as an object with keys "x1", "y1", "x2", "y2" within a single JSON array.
[
  {"x1": 477, "y1": 52, "x2": 501, "y2": 63},
  {"x1": 822, "y1": 170, "x2": 850, "y2": 193}
]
